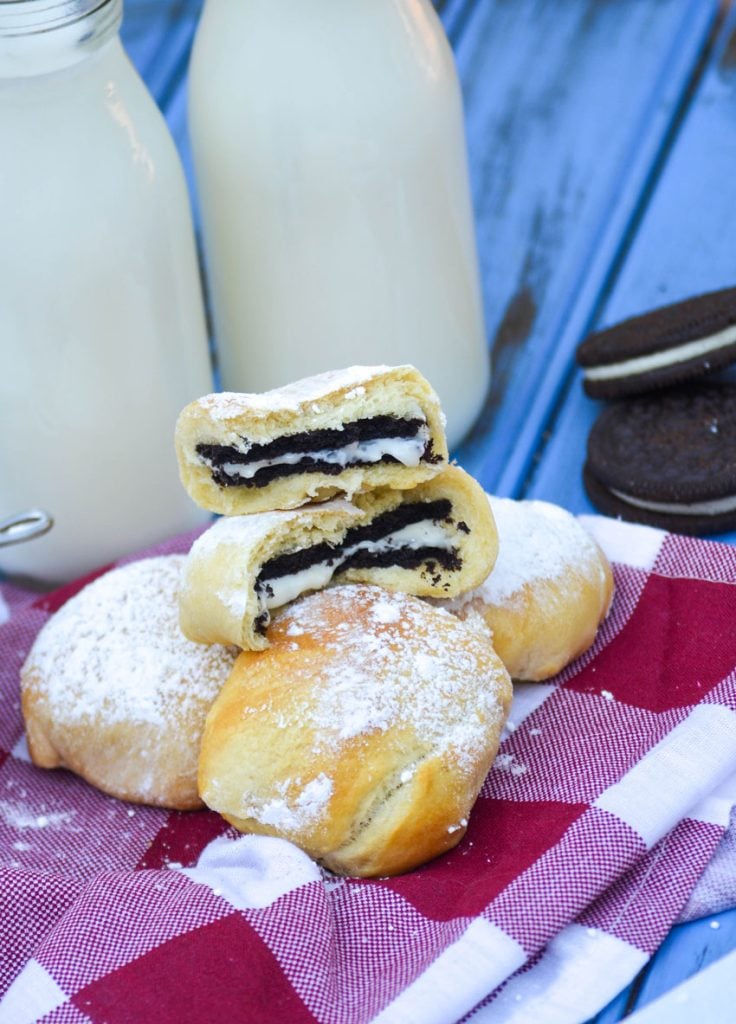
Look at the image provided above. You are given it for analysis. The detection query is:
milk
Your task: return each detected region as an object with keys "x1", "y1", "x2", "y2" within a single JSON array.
[
  {"x1": 188, "y1": 0, "x2": 490, "y2": 448},
  {"x1": 0, "y1": 4, "x2": 213, "y2": 585}
]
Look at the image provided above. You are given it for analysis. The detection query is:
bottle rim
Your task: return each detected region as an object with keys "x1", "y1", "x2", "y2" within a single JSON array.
[{"x1": 0, "y1": 0, "x2": 120, "y2": 37}]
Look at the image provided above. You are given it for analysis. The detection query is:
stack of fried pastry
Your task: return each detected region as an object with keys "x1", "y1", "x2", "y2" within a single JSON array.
[{"x1": 20, "y1": 364, "x2": 613, "y2": 877}]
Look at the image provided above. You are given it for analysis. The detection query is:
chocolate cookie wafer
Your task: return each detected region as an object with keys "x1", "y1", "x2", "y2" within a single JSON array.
[
  {"x1": 576, "y1": 287, "x2": 736, "y2": 398},
  {"x1": 583, "y1": 382, "x2": 736, "y2": 535}
]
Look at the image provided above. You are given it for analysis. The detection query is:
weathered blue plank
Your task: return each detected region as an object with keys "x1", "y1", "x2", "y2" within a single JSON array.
[
  {"x1": 528, "y1": 3, "x2": 736, "y2": 551},
  {"x1": 588, "y1": 986, "x2": 634, "y2": 1024},
  {"x1": 585, "y1": 910, "x2": 736, "y2": 1023},
  {"x1": 624, "y1": 941, "x2": 736, "y2": 1023},
  {"x1": 454, "y1": 0, "x2": 718, "y2": 487},
  {"x1": 120, "y1": 0, "x2": 202, "y2": 202},
  {"x1": 531, "y1": 9, "x2": 736, "y2": 1020},
  {"x1": 630, "y1": 907, "x2": 736, "y2": 1013},
  {"x1": 121, "y1": 0, "x2": 202, "y2": 100}
]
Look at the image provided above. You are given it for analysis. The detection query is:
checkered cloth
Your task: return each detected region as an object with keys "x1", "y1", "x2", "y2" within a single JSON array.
[{"x1": 2, "y1": 516, "x2": 736, "y2": 1024}]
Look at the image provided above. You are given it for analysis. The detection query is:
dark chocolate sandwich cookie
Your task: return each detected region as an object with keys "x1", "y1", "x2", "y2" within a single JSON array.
[
  {"x1": 577, "y1": 287, "x2": 736, "y2": 398},
  {"x1": 584, "y1": 382, "x2": 736, "y2": 535}
]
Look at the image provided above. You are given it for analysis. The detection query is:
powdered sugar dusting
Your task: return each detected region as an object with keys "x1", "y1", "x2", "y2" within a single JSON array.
[
  {"x1": 452, "y1": 496, "x2": 605, "y2": 608},
  {"x1": 276, "y1": 585, "x2": 509, "y2": 767},
  {"x1": 494, "y1": 752, "x2": 528, "y2": 777},
  {"x1": 244, "y1": 773, "x2": 333, "y2": 832},
  {"x1": 370, "y1": 599, "x2": 402, "y2": 625},
  {"x1": 196, "y1": 366, "x2": 396, "y2": 420},
  {"x1": 190, "y1": 500, "x2": 359, "y2": 560},
  {"x1": 22, "y1": 556, "x2": 237, "y2": 727},
  {"x1": 0, "y1": 801, "x2": 78, "y2": 832}
]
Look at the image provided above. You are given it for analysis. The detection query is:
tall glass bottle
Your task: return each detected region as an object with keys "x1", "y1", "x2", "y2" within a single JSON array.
[
  {"x1": 188, "y1": 0, "x2": 490, "y2": 448},
  {"x1": 0, "y1": 0, "x2": 213, "y2": 585}
]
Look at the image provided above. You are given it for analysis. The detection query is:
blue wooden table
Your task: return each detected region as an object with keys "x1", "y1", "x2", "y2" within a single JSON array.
[{"x1": 120, "y1": 1, "x2": 736, "y2": 1018}]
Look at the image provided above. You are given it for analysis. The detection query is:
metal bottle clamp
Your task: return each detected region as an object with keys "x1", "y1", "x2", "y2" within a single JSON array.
[{"x1": 0, "y1": 509, "x2": 54, "y2": 548}]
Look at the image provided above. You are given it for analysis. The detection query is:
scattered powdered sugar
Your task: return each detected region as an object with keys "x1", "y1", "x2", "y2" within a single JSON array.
[
  {"x1": 494, "y1": 752, "x2": 528, "y2": 777},
  {"x1": 413, "y1": 651, "x2": 441, "y2": 679},
  {"x1": 0, "y1": 800, "x2": 78, "y2": 832},
  {"x1": 23, "y1": 556, "x2": 238, "y2": 727},
  {"x1": 217, "y1": 585, "x2": 247, "y2": 620},
  {"x1": 190, "y1": 500, "x2": 359, "y2": 560},
  {"x1": 196, "y1": 366, "x2": 394, "y2": 420},
  {"x1": 244, "y1": 773, "x2": 333, "y2": 831},
  {"x1": 370, "y1": 599, "x2": 402, "y2": 625},
  {"x1": 277, "y1": 585, "x2": 509, "y2": 769},
  {"x1": 452, "y1": 496, "x2": 603, "y2": 608}
]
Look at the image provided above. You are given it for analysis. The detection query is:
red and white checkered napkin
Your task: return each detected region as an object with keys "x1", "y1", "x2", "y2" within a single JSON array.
[{"x1": 2, "y1": 517, "x2": 736, "y2": 1024}]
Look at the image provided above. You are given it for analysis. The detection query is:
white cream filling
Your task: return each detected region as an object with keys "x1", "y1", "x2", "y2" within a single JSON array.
[
  {"x1": 221, "y1": 427, "x2": 431, "y2": 481},
  {"x1": 584, "y1": 323, "x2": 736, "y2": 382},
  {"x1": 260, "y1": 520, "x2": 453, "y2": 610},
  {"x1": 262, "y1": 562, "x2": 337, "y2": 610},
  {"x1": 610, "y1": 488, "x2": 736, "y2": 517}
]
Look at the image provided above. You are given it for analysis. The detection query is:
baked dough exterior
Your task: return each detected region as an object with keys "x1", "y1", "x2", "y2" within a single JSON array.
[
  {"x1": 198, "y1": 585, "x2": 512, "y2": 877},
  {"x1": 175, "y1": 364, "x2": 449, "y2": 515},
  {"x1": 443, "y1": 496, "x2": 614, "y2": 681},
  {"x1": 178, "y1": 465, "x2": 499, "y2": 651},
  {"x1": 20, "y1": 556, "x2": 237, "y2": 810}
]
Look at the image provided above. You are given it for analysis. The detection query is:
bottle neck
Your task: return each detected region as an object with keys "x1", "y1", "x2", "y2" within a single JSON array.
[{"x1": 0, "y1": 0, "x2": 122, "y2": 78}]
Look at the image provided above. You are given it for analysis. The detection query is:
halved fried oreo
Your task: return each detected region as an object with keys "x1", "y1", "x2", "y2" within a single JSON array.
[
  {"x1": 175, "y1": 365, "x2": 448, "y2": 515},
  {"x1": 179, "y1": 465, "x2": 498, "y2": 650}
]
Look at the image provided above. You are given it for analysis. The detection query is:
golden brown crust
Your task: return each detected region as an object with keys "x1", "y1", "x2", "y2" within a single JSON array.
[
  {"x1": 20, "y1": 556, "x2": 237, "y2": 809},
  {"x1": 174, "y1": 365, "x2": 449, "y2": 515},
  {"x1": 198, "y1": 585, "x2": 512, "y2": 877},
  {"x1": 22, "y1": 687, "x2": 205, "y2": 810},
  {"x1": 444, "y1": 497, "x2": 614, "y2": 681}
]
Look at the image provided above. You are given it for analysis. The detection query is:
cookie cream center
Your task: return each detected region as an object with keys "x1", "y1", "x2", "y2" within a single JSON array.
[
  {"x1": 610, "y1": 488, "x2": 736, "y2": 516},
  {"x1": 259, "y1": 520, "x2": 453, "y2": 611},
  {"x1": 584, "y1": 323, "x2": 736, "y2": 381},
  {"x1": 221, "y1": 429, "x2": 430, "y2": 482}
]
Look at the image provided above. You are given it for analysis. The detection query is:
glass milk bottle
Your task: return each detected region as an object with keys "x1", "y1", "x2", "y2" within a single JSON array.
[
  {"x1": 188, "y1": 0, "x2": 490, "y2": 448},
  {"x1": 0, "y1": 0, "x2": 213, "y2": 586}
]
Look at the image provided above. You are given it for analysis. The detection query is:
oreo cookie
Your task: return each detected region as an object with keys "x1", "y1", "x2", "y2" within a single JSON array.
[
  {"x1": 584, "y1": 382, "x2": 736, "y2": 535},
  {"x1": 577, "y1": 287, "x2": 736, "y2": 398}
]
